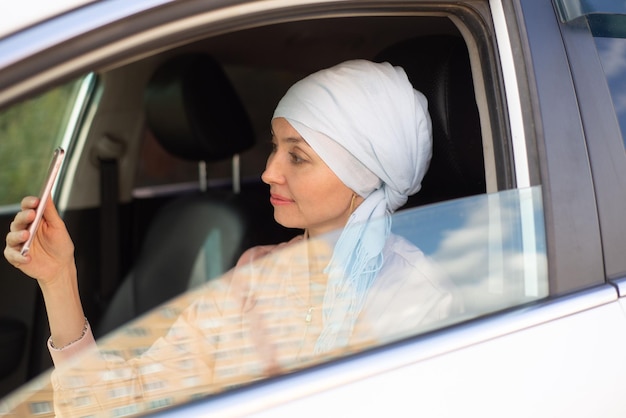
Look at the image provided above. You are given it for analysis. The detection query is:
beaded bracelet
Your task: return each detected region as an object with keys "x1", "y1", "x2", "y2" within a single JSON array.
[{"x1": 50, "y1": 317, "x2": 89, "y2": 350}]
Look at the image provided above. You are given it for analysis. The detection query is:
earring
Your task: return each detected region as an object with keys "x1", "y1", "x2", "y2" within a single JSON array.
[{"x1": 349, "y1": 193, "x2": 357, "y2": 213}]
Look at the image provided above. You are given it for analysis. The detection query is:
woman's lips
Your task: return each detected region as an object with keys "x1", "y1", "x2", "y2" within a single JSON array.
[{"x1": 270, "y1": 193, "x2": 294, "y2": 206}]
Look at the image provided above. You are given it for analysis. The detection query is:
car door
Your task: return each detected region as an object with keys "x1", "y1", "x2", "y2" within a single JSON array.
[
  {"x1": 155, "y1": 0, "x2": 626, "y2": 415},
  {"x1": 155, "y1": 1, "x2": 626, "y2": 416}
]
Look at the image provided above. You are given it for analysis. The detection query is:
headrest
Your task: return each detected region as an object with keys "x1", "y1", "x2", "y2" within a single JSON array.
[
  {"x1": 376, "y1": 35, "x2": 485, "y2": 206},
  {"x1": 144, "y1": 54, "x2": 255, "y2": 161}
]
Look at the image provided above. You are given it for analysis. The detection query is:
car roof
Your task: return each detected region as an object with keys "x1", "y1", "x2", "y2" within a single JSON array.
[{"x1": 0, "y1": 0, "x2": 97, "y2": 40}]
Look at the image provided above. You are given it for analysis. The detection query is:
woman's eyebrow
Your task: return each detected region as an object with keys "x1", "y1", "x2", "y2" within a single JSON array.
[
  {"x1": 269, "y1": 129, "x2": 301, "y2": 143},
  {"x1": 284, "y1": 136, "x2": 303, "y2": 144},
  {"x1": 275, "y1": 135, "x2": 308, "y2": 146}
]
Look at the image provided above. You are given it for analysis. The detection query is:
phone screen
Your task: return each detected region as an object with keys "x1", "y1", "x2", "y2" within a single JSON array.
[{"x1": 20, "y1": 147, "x2": 66, "y2": 256}]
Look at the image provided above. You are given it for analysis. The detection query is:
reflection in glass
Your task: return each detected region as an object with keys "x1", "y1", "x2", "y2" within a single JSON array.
[
  {"x1": 594, "y1": 36, "x2": 626, "y2": 148},
  {"x1": 393, "y1": 186, "x2": 547, "y2": 314},
  {"x1": 0, "y1": 187, "x2": 548, "y2": 417}
]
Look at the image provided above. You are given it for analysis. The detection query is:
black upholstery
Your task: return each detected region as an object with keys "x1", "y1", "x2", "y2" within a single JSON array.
[
  {"x1": 96, "y1": 54, "x2": 257, "y2": 337},
  {"x1": 376, "y1": 35, "x2": 485, "y2": 207},
  {"x1": 144, "y1": 54, "x2": 255, "y2": 161},
  {"x1": 0, "y1": 319, "x2": 26, "y2": 378}
]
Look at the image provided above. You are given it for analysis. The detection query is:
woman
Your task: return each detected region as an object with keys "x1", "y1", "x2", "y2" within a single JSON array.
[{"x1": 5, "y1": 60, "x2": 457, "y2": 412}]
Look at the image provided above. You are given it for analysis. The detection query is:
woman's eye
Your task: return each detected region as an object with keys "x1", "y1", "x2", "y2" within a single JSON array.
[{"x1": 289, "y1": 152, "x2": 304, "y2": 164}]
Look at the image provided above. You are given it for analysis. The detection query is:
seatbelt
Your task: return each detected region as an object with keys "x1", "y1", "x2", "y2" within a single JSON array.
[
  {"x1": 96, "y1": 134, "x2": 125, "y2": 309},
  {"x1": 99, "y1": 157, "x2": 120, "y2": 307}
]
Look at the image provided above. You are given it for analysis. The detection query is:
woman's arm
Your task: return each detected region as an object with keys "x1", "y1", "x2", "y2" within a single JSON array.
[{"x1": 4, "y1": 196, "x2": 87, "y2": 352}]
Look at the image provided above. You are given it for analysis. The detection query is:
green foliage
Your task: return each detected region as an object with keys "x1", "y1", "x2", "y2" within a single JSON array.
[{"x1": 0, "y1": 80, "x2": 82, "y2": 205}]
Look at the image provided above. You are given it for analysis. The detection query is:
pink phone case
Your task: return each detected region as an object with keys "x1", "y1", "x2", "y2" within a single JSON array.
[{"x1": 20, "y1": 147, "x2": 66, "y2": 256}]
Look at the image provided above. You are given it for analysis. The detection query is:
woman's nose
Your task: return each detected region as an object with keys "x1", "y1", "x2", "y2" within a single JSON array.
[{"x1": 261, "y1": 154, "x2": 283, "y2": 185}]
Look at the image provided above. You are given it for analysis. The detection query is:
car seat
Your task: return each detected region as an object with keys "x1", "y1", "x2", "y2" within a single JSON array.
[
  {"x1": 96, "y1": 54, "x2": 261, "y2": 337},
  {"x1": 376, "y1": 35, "x2": 486, "y2": 207}
]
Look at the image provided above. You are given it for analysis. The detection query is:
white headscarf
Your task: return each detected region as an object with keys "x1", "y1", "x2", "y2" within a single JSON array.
[{"x1": 273, "y1": 60, "x2": 432, "y2": 352}]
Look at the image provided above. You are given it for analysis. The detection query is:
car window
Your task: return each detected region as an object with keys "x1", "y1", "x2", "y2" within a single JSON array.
[
  {"x1": 0, "y1": 75, "x2": 94, "y2": 207},
  {"x1": 592, "y1": 32, "x2": 626, "y2": 148},
  {"x1": 0, "y1": 186, "x2": 548, "y2": 417}
]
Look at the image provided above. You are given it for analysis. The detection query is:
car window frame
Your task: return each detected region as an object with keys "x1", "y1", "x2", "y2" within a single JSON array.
[
  {"x1": 506, "y1": 0, "x2": 604, "y2": 293},
  {"x1": 555, "y1": 11, "x2": 626, "y2": 284}
]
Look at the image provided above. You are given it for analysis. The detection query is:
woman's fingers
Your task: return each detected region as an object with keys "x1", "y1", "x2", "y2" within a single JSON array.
[
  {"x1": 4, "y1": 229, "x2": 29, "y2": 267},
  {"x1": 20, "y1": 195, "x2": 39, "y2": 210},
  {"x1": 5, "y1": 228, "x2": 27, "y2": 248},
  {"x1": 6, "y1": 200, "x2": 35, "y2": 260},
  {"x1": 9, "y1": 208, "x2": 36, "y2": 233},
  {"x1": 5, "y1": 197, "x2": 40, "y2": 264},
  {"x1": 5, "y1": 196, "x2": 75, "y2": 282}
]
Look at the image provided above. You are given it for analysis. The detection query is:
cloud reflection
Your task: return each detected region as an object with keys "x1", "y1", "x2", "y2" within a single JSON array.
[{"x1": 395, "y1": 186, "x2": 549, "y2": 314}]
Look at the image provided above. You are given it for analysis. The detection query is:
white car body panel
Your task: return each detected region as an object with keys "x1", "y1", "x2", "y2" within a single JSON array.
[{"x1": 155, "y1": 286, "x2": 626, "y2": 417}]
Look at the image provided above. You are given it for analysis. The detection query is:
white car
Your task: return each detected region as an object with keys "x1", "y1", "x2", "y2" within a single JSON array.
[{"x1": 0, "y1": 0, "x2": 625, "y2": 417}]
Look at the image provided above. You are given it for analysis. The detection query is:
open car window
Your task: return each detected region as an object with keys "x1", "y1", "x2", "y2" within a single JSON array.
[{"x1": 0, "y1": 186, "x2": 548, "y2": 417}]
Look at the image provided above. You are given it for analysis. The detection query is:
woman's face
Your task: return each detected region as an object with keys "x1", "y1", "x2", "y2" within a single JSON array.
[{"x1": 262, "y1": 118, "x2": 359, "y2": 237}]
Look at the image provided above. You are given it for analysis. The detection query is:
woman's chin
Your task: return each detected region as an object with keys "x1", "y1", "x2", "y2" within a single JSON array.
[{"x1": 273, "y1": 214, "x2": 304, "y2": 231}]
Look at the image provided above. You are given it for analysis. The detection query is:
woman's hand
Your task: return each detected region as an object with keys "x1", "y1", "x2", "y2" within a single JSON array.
[
  {"x1": 5, "y1": 196, "x2": 86, "y2": 349},
  {"x1": 4, "y1": 196, "x2": 75, "y2": 285}
]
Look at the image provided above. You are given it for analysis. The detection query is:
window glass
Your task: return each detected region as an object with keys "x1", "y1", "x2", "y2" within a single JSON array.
[
  {"x1": 0, "y1": 76, "x2": 92, "y2": 206},
  {"x1": 0, "y1": 186, "x2": 548, "y2": 417},
  {"x1": 594, "y1": 36, "x2": 626, "y2": 148},
  {"x1": 392, "y1": 185, "x2": 548, "y2": 315}
]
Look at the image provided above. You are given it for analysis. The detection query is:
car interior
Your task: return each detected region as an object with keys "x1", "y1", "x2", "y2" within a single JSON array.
[{"x1": 0, "y1": 13, "x2": 498, "y2": 399}]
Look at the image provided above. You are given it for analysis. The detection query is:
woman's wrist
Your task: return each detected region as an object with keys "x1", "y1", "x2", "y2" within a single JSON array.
[
  {"x1": 38, "y1": 260, "x2": 87, "y2": 348},
  {"x1": 36, "y1": 259, "x2": 77, "y2": 291},
  {"x1": 49, "y1": 317, "x2": 88, "y2": 350}
]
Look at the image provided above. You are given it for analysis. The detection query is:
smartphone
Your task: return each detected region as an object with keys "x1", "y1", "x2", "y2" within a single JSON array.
[{"x1": 20, "y1": 147, "x2": 66, "y2": 256}]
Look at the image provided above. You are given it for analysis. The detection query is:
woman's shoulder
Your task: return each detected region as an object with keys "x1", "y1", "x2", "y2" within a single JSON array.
[
  {"x1": 383, "y1": 233, "x2": 428, "y2": 267},
  {"x1": 236, "y1": 234, "x2": 306, "y2": 267},
  {"x1": 380, "y1": 233, "x2": 454, "y2": 294},
  {"x1": 358, "y1": 234, "x2": 461, "y2": 341}
]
